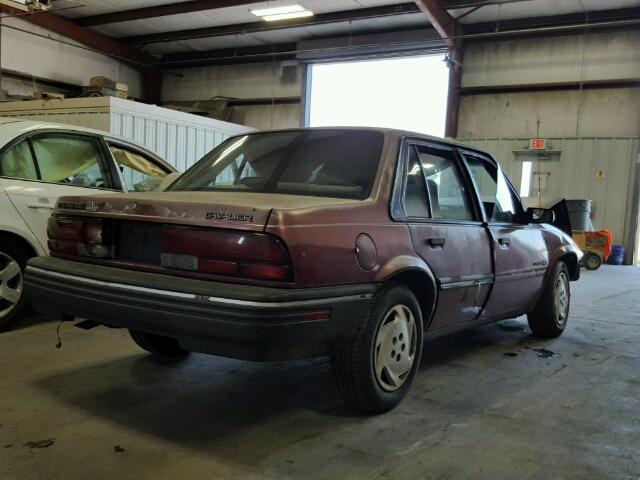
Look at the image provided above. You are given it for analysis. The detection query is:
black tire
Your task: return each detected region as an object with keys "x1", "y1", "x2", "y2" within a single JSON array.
[
  {"x1": 129, "y1": 329, "x2": 190, "y2": 357},
  {"x1": 0, "y1": 239, "x2": 31, "y2": 331},
  {"x1": 583, "y1": 252, "x2": 602, "y2": 270},
  {"x1": 330, "y1": 283, "x2": 424, "y2": 414},
  {"x1": 528, "y1": 262, "x2": 570, "y2": 338}
]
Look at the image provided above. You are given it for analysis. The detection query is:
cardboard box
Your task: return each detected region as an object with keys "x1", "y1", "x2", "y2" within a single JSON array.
[{"x1": 89, "y1": 76, "x2": 117, "y2": 89}]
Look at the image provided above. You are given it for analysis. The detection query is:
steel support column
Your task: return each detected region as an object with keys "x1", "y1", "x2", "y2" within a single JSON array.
[{"x1": 414, "y1": 0, "x2": 463, "y2": 138}]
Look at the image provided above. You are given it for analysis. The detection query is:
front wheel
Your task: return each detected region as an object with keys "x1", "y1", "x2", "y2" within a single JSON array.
[
  {"x1": 129, "y1": 330, "x2": 190, "y2": 358},
  {"x1": 528, "y1": 262, "x2": 570, "y2": 338},
  {"x1": 330, "y1": 284, "x2": 424, "y2": 414}
]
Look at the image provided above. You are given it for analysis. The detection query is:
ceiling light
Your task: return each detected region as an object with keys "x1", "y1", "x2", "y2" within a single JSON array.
[{"x1": 251, "y1": 4, "x2": 313, "y2": 22}]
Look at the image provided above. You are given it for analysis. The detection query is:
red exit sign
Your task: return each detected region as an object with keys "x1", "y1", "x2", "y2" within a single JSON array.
[{"x1": 530, "y1": 138, "x2": 546, "y2": 150}]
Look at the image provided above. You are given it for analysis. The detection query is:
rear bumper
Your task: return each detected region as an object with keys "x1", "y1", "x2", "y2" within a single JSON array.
[{"x1": 24, "y1": 257, "x2": 378, "y2": 361}]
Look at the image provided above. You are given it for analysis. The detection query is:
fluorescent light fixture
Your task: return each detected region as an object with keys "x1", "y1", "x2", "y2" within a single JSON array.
[
  {"x1": 262, "y1": 10, "x2": 313, "y2": 21},
  {"x1": 251, "y1": 4, "x2": 313, "y2": 22}
]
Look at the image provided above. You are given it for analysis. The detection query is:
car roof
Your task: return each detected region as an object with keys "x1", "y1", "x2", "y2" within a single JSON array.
[{"x1": 226, "y1": 126, "x2": 492, "y2": 158}]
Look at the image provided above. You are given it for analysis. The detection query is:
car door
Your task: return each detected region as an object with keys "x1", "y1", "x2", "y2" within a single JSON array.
[
  {"x1": 400, "y1": 140, "x2": 494, "y2": 332},
  {"x1": 462, "y1": 150, "x2": 548, "y2": 318},
  {"x1": 0, "y1": 131, "x2": 121, "y2": 251},
  {"x1": 105, "y1": 140, "x2": 173, "y2": 192}
]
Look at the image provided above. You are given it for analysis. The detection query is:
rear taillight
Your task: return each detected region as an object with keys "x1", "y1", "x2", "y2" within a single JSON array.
[
  {"x1": 160, "y1": 227, "x2": 292, "y2": 281},
  {"x1": 47, "y1": 217, "x2": 112, "y2": 258}
]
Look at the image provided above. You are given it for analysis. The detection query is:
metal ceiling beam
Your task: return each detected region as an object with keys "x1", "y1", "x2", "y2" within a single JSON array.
[
  {"x1": 73, "y1": 0, "x2": 508, "y2": 27},
  {"x1": 75, "y1": 0, "x2": 261, "y2": 27},
  {"x1": 158, "y1": 6, "x2": 640, "y2": 67},
  {"x1": 121, "y1": 3, "x2": 422, "y2": 45},
  {"x1": 161, "y1": 43, "x2": 298, "y2": 67},
  {"x1": 441, "y1": 0, "x2": 534, "y2": 8},
  {"x1": 0, "y1": 4, "x2": 150, "y2": 64},
  {"x1": 414, "y1": 0, "x2": 460, "y2": 45},
  {"x1": 0, "y1": 4, "x2": 162, "y2": 102},
  {"x1": 464, "y1": 6, "x2": 640, "y2": 35}
]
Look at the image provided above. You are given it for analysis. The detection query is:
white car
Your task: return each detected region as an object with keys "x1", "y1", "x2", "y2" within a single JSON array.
[{"x1": 0, "y1": 118, "x2": 178, "y2": 329}]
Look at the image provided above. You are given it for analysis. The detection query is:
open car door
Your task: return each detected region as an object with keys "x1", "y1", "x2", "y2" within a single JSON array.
[{"x1": 551, "y1": 200, "x2": 572, "y2": 235}]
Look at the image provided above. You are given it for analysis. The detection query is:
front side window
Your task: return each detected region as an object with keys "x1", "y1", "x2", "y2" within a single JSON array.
[
  {"x1": 465, "y1": 154, "x2": 520, "y2": 223},
  {"x1": 31, "y1": 135, "x2": 112, "y2": 189},
  {"x1": 109, "y1": 144, "x2": 169, "y2": 192},
  {"x1": 0, "y1": 141, "x2": 38, "y2": 180},
  {"x1": 170, "y1": 130, "x2": 384, "y2": 200},
  {"x1": 415, "y1": 146, "x2": 473, "y2": 221}
]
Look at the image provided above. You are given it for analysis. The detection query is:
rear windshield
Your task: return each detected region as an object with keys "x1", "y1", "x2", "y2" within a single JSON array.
[{"x1": 169, "y1": 130, "x2": 384, "y2": 200}]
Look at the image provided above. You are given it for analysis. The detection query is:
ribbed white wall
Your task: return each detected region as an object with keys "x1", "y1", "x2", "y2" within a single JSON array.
[
  {"x1": 0, "y1": 97, "x2": 252, "y2": 171},
  {"x1": 107, "y1": 98, "x2": 252, "y2": 170}
]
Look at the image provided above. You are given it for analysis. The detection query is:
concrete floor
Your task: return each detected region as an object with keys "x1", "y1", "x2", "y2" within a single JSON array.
[{"x1": 1, "y1": 266, "x2": 639, "y2": 479}]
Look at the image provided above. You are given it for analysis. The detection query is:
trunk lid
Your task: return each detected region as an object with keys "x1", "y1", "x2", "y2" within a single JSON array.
[
  {"x1": 55, "y1": 191, "x2": 276, "y2": 231},
  {"x1": 54, "y1": 191, "x2": 362, "y2": 230}
]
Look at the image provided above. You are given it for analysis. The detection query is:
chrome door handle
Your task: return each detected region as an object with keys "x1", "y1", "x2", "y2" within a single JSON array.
[{"x1": 27, "y1": 203, "x2": 54, "y2": 210}]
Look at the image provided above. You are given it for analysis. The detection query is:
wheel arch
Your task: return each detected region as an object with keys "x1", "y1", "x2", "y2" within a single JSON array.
[
  {"x1": 0, "y1": 229, "x2": 40, "y2": 259},
  {"x1": 375, "y1": 256, "x2": 438, "y2": 330},
  {"x1": 558, "y1": 251, "x2": 580, "y2": 281}
]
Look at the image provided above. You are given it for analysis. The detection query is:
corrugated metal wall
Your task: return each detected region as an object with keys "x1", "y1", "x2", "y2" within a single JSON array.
[
  {"x1": 106, "y1": 99, "x2": 252, "y2": 171},
  {"x1": 457, "y1": 137, "x2": 640, "y2": 258},
  {"x1": 109, "y1": 112, "x2": 231, "y2": 172}
]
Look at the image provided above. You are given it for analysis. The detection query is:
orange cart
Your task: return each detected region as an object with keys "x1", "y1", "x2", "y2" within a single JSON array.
[{"x1": 572, "y1": 229, "x2": 613, "y2": 270}]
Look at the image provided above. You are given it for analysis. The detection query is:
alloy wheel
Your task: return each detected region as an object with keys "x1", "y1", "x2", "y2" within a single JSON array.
[
  {"x1": 554, "y1": 271, "x2": 569, "y2": 326},
  {"x1": 374, "y1": 304, "x2": 417, "y2": 392},
  {"x1": 0, "y1": 252, "x2": 23, "y2": 320}
]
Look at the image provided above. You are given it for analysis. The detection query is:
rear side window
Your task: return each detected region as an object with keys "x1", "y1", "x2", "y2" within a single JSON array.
[
  {"x1": 0, "y1": 141, "x2": 38, "y2": 180},
  {"x1": 170, "y1": 130, "x2": 384, "y2": 200},
  {"x1": 31, "y1": 135, "x2": 111, "y2": 188}
]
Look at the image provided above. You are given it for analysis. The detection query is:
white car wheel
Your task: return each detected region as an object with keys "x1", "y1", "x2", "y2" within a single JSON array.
[{"x1": 0, "y1": 251, "x2": 24, "y2": 322}]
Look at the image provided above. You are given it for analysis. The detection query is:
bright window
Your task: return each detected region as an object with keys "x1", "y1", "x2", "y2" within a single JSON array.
[
  {"x1": 520, "y1": 161, "x2": 532, "y2": 198},
  {"x1": 308, "y1": 55, "x2": 449, "y2": 136}
]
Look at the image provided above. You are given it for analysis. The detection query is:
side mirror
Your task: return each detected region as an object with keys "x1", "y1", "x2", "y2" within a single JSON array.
[
  {"x1": 157, "y1": 172, "x2": 181, "y2": 192},
  {"x1": 527, "y1": 207, "x2": 555, "y2": 224}
]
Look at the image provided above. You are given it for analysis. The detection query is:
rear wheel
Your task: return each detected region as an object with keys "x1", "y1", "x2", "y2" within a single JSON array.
[
  {"x1": 0, "y1": 240, "x2": 30, "y2": 331},
  {"x1": 330, "y1": 284, "x2": 423, "y2": 414},
  {"x1": 583, "y1": 252, "x2": 602, "y2": 270},
  {"x1": 129, "y1": 330, "x2": 189, "y2": 357},
  {"x1": 528, "y1": 262, "x2": 570, "y2": 338}
]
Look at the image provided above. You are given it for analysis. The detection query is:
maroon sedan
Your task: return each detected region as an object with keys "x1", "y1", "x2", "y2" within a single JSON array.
[{"x1": 24, "y1": 128, "x2": 581, "y2": 413}]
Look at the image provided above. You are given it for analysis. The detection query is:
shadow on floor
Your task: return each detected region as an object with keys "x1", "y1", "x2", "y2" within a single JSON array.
[
  {"x1": 3, "y1": 312, "x2": 53, "y2": 333},
  {"x1": 34, "y1": 319, "x2": 537, "y2": 462}
]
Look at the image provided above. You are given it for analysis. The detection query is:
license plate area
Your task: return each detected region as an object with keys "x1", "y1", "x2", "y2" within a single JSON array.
[{"x1": 116, "y1": 221, "x2": 162, "y2": 265}]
